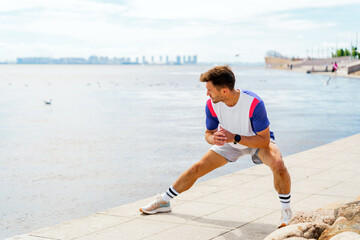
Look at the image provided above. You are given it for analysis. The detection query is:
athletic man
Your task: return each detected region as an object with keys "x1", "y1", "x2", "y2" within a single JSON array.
[{"x1": 140, "y1": 66, "x2": 292, "y2": 228}]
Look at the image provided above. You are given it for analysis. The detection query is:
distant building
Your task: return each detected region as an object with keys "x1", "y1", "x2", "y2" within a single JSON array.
[
  {"x1": 193, "y1": 55, "x2": 197, "y2": 64},
  {"x1": 176, "y1": 56, "x2": 181, "y2": 65},
  {"x1": 17, "y1": 57, "x2": 52, "y2": 64},
  {"x1": 59, "y1": 58, "x2": 87, "y2": 64}
]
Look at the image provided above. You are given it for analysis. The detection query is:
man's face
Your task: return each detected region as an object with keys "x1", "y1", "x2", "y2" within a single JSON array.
[{"x1": 206, "y1": 82, "x2": 223, "y2": 103}]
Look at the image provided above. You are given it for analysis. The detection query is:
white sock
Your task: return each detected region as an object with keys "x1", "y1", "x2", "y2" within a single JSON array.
[
  {"x1": 161, "y1": 186, "x2": 179, "y2": 202},
  {"x1": 279, "y1": 192, "x2": 291, "y2": 209}
]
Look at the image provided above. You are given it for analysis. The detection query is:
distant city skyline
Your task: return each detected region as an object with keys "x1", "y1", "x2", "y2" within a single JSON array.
[
  {"x1": 14, "y1": 55, "x2": 198, "y2": 65},
  {"x1": 1, "y1": 0, "x2": 360, "y2": 63}
]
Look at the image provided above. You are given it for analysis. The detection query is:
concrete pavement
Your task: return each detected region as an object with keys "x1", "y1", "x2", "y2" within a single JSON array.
[{"x1": 6, "y1": 133, "x2": 360, "y2": 240}]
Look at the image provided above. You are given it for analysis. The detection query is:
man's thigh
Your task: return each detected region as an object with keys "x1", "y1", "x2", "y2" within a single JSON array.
[
  {"x1": 257, "y1": 142, "x2": 283, "y2": 168},
  {"x1": 194, "y1": 150, "x2": 228, "y2": 177}
]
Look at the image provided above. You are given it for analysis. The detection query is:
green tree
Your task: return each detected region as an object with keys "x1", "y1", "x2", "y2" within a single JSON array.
[
  {"x1": 336, "y1": 49, "x2": 343, "y2": 57},
  {"x1": 332, "y1": 47, "x2": 358, "y2": 57},
  {"x1": 344, "y1": 48, "x2": 351, "y2": 56},
  {"x1": 352, "y1": 46, "x2": 359, "y2": 58}
]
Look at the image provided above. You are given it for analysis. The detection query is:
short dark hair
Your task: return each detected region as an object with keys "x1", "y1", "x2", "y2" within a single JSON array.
[{"x1": 199, "y1": 65, "x2": 235, "y2": 90}]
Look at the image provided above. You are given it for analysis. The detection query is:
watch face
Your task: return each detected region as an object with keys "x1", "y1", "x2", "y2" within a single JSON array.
[{"x1": 235, "y1": 135, "x2": 241, "y2": 142}]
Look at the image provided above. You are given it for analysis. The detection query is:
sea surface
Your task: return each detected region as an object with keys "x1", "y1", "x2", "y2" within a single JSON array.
[{"x1": 1, "y1": 64, "x2": 360, "y2": 238}]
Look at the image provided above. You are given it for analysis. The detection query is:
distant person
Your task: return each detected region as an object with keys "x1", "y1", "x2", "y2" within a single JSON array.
[
  {"x1": 334, "y1": 62, "x2": 338, "y2": 72},
  {"x1": 290, "y1": 64, "x2": 293, "y2": 70},
  {"x1": 325, "y1": 64, "x2": 328, "y2": 72},
  {"x1": 139, "y1": 66, "x2": 293, "y2": 228}
]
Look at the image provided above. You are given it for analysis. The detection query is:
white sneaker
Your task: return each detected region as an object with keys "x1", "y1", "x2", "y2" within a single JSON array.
[
  {"x1": 278, "y1": 208, "x2": 292, "y2": 228},
  {"x1": 139, "y1": 194, "x2": 171, "y2": 214}
]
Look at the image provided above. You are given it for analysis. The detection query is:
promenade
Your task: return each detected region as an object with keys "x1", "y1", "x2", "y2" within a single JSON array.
[{"x1": 7, "y1": 133, "x2": 360, "y2": 240}]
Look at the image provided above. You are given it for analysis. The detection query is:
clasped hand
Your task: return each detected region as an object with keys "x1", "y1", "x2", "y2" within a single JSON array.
[{"x1": 213, "y1": 126, "x2": 235, "y2": 146}]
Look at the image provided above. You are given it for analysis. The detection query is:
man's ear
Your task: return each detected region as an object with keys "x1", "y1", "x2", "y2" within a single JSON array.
[{"x1": 221, "y1": 87, "x2": 229, "y2": 94}]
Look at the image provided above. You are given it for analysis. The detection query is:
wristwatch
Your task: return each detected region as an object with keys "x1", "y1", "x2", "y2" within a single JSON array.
[{"x1": 234, "y1": 134, "x2": 241, "y2": 144}]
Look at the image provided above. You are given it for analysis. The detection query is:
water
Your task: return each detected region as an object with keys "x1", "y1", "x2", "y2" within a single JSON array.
[{"x1": 0, "y1": 65, "x2": 359, "y2": 238}]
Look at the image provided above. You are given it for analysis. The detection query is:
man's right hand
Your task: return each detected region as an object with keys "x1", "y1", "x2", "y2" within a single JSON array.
[{"x1": 213, "y1": 130, "x2": 227, "y2": 146}]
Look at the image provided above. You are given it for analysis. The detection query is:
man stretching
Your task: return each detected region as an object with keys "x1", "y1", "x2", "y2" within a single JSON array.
[{"x1": 140, "y1": 65, "x2": 292, "y2": 228}]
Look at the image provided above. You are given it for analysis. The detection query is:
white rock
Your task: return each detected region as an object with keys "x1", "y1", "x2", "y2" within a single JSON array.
[
  {"x1": 264, "y1": 223, "x2": 329, "y2": 240},
  {"x1": 329, "y1": 232, "x2": 360, "y2": 240}
]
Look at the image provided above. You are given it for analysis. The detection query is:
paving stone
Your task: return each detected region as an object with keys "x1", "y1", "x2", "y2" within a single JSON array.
[
  {"x1": 334, "y1": 160, "x2": 360, "y2": 172},
  {"x1": 201, "y1": 173, "x2": 259, "y2": 187},
  {"x1": 291, "y1": 178, "x2": 340, "y2": 195},
  {"x1": 308, "y1": 168, "x2": 358, "y2": 182},
  {"x1": 99, "y1": 197, "x2": 187, "y2": 218},
  {"x1": 4, "y1": 234, "x2": 52, "y2": 240},
  {"x1": 235, "y1": 164, "x2": 271, "y2": 176},
  {"x1": 237, "y1": 191, "x2": 310, "y2": 210},
  {"x1": 30, "y1": 214, "x2": 131, "y2": 240},
  {"x1": 239, "y1": 175, "x2": 275, "y2": 191},
  {"x1": 212, "y1": 221, "x2": 276, "y2": 240},
  {"x1": 185, "y1": 205, "x2": 275, "y2": 229},
  {"x1": 317, "y1": 179, "x2": 360, "y2": 198},
  {"x1": 291, "y1": 194, "x2": 355, "y2": 211},
  {"x1": 138, "y1": 201, "x2": 229, "y2": 224},
  {"x1": 74, "y1": 219, "x2": 178, "y2": 240},
  {"x1": 98, "y1": 197, "x2": 155, "y2": 218},
  {"x1": 176, "y1": 184, "x2": 229, "y2": 201},
  {"x1": 143, "y1": 224, "x2": 228, "y2": 240},
  {"x1": 195, "y1": 185, "x2": 268, "y2": 205},
  {"x1": 287, "y1": 167, "x2": 327, "y2": 181}
]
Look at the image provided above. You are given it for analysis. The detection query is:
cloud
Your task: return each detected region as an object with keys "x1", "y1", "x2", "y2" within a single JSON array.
[
  {"x1": 125, "y1": 0, "x2": 360, "y2": 21},
  {"x1": 1, "y1": 0, "x2": 359, "y2": 61},
  {"x1": 1, "y1": 0, "x2": 127, "y2": 13}
]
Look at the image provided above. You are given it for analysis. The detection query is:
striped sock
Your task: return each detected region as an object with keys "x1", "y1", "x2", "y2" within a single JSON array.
[
  {"x1": 279, "y1": 192, "x2": 291, "y2": 209},
  {"x1": 161, "y1": 186, "x2": 179, "y2": 202}
]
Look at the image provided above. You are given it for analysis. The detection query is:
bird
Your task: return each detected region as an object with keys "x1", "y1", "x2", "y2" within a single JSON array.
[
  {"x1": 43, "y1": 99, "x2": 52, "y2": 105},
  {"x1": 325, "y1": 77, "x2": 331, "y2": 86}
]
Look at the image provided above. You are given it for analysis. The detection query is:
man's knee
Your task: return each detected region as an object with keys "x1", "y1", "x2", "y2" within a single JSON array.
[{"x1": 271, "y1": 157, "x2": 288, "y2": 176}]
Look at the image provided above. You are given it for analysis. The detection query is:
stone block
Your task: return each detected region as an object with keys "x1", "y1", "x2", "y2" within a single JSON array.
[
  {"x1": 29, "y1": 214, "x2": 131, "y2": 239},
  {"x1": 75, "y1": 219, "x2": 178, "y2": 240}
]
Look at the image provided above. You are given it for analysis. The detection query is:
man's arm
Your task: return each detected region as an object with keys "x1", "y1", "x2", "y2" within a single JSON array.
[{"x1": 219, "y1": 126, "x2": 270, "y2": 149}]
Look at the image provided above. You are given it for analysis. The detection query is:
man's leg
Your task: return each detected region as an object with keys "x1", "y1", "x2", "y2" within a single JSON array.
[
  {"x1": 172, "y1": 149, "x2": 228, "y2": 193},
  {"x1": 257, "y1": 142, "x2": 291, "y2": 194},
  {"x1": 140, "y1": 150, "x2": 228, "y2": 214},
  {"x1": 257, "y1": 142, "x2": 292, "y2": 228}
]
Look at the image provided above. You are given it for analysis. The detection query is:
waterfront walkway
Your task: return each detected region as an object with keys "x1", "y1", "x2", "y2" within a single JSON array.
[{"x1": 7, "y1": 133, "x2": 360, "y2": 240}]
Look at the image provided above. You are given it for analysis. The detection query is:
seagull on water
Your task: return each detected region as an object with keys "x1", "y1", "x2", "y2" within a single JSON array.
[{"x1": 44, "y1": 99, "x2": 52, "y2": 105}]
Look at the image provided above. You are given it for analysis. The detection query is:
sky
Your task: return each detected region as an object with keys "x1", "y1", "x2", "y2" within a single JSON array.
[{"x1": 1, "y1": 0, "x2": 360, "y2": 63}]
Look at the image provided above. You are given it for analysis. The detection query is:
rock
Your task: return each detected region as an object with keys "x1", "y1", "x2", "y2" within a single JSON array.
[
  {"x1": 285, "y1": 238, "x2": 315, "y2": 240},
  {"x1": 328, "y1": 231, "x2": 360, "y2": 240},
  {"x1": 319, "y1": 201, "x2": 360, "y2": 240},
  {"x1": 289, "y1": 209, "x2": 336, "y2": 226},
  {"x1": 264, "y1": 222, "x2": 330, "y2": 240},
  {"x1": 332, "y1": 217, "x2": 347, "y2": 225},
  {"x1": 264, "y1": 200, "x2": 360, "y2": 240},
  {"x1": 335, "y1": 201, "x2": 360, "y2": 220}
]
